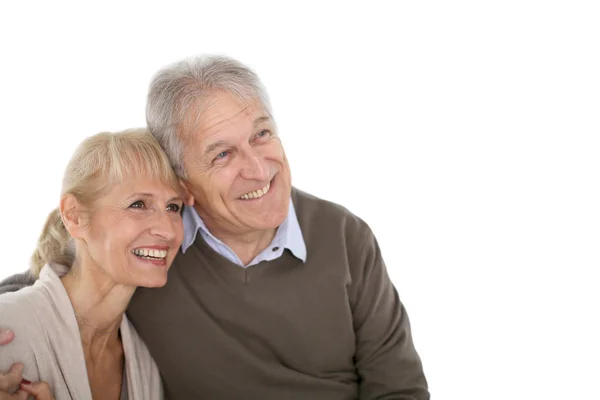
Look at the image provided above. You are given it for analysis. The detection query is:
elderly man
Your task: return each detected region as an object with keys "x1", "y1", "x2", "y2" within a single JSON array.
[{"x1": 0, "y1": 55, "x2": 429, "y2": 399}]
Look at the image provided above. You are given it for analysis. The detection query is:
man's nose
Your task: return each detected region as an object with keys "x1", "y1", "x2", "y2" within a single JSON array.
[{"x1": 240, "y1": 151, "x2": 269, "y2": 182}]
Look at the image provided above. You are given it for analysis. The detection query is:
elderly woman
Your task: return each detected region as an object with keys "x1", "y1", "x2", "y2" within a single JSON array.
[{"x1": 0, "y1": 128, "x2": 183, "y2": 399}]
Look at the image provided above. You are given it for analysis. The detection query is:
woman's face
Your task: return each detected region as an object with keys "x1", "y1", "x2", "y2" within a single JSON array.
[{"x1": 81, "y1": 177, "x2": 184, "y2": 288}]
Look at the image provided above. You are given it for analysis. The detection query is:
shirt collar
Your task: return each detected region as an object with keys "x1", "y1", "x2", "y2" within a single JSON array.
[{"x1": 181, "y1": 197, "x2": 306, "y2": 263}]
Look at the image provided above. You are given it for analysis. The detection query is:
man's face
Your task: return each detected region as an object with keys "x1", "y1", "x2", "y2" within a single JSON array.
[{"x1": 181, "y1": 91, "x2": 291, "y2": 237}]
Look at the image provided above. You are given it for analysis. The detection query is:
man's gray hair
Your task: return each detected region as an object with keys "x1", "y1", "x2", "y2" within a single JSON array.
[{"x1": 146, "y1": 55, "x2": 272, "y2": 177}]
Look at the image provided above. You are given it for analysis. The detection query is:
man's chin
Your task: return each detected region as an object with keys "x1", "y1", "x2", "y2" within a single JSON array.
[
  {"x1": 233, "y1": 193, "x2": 290, "y2": 229},
  {"x1": 243, "y1": 210, "x2": 288, "y2": 232}
]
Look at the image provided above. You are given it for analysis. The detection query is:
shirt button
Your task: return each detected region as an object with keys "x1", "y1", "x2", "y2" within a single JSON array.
[{"x1": 272, "y1": 247, "x2": 279, "y2": 252}]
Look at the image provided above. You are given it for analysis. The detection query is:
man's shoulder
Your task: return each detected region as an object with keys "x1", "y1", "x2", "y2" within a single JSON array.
[
  {"x1": 292, "y1": 187, "x2": 373, "y2": 238},
  {"x1": 292, "y1": 187, "x2": 355, "y2": 217},
  {"x1": 0, "y1": 270, "x2": 36, "y2": 295}
]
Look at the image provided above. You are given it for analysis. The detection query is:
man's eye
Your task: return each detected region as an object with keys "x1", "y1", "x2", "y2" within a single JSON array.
[
  {"x1": 129, "y1": 200, "x2": 145, "y2": 209},
  {"x1": 257, "y1": 130, "x2": 270, "y2": 138},
  {"x1": 215, "y1": 151, "x2": 229, "y2": 160},
  {"x1": 167, "y1": 203, "x2": 181, "y2": 213}
]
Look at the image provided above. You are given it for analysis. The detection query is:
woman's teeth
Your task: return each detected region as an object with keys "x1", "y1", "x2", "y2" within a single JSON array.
[
  {"x1": 240, "y1": 182, "x2": 270, "y2": 200},
  {"x1": 133, "y1": 248, "x2": 167, "y2": 259}
]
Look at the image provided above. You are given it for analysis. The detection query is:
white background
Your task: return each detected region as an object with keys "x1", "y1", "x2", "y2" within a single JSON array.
[{"x1": 1, "y1": 1, "x2": 599, "y2": 399}]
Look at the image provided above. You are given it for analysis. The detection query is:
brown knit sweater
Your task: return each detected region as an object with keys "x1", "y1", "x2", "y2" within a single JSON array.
[{"x1": 126, "y1": 188, "x2": 429, "y2": 399}]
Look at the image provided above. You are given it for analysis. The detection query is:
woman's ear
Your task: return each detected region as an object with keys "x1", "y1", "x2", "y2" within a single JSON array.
[
  {"x1": 179, "y1": 179, "x2": 195, "y2": 206},
  {"x1": 60, "y1": 194, "x2": 86, "y2": 239}
]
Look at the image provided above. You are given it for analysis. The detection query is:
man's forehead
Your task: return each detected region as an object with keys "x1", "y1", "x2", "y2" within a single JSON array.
[
  {"x1": 188, "y1": 95, "x2": 269, "y2": 137},
  {"x1": 193, "y1": 111, "x2": 271, "y2": 138},
  {"x1": 199, "y1": 92, "x2": 264, "y2": 120}
]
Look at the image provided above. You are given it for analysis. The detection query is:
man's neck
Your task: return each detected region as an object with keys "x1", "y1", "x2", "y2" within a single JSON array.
[
  {"x1": 201, "y1": 218, "x2": 278, "y2": 266},
  {"x1": 223, "y1": 228, "x2": 277, "y2": 266}
]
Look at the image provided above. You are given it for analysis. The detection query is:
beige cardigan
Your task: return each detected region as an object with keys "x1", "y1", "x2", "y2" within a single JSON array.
[{"x1": 0, "y1": 264, "x2": 163, "y2": 399}]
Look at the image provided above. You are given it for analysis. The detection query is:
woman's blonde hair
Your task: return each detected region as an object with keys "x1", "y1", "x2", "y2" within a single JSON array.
[{"x1": 30, "y1": 128, "x2": 180, "y2": 277}]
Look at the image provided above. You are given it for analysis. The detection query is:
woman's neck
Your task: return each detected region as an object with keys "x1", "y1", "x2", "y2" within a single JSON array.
[{"x1": 60, "y1": 260, "x2": 135, "y2": 353}]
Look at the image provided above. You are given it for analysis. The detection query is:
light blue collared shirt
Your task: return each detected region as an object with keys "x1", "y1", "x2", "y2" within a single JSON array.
[{"x1": 181, "y1": 198, "x2": 307, "y2": 268}]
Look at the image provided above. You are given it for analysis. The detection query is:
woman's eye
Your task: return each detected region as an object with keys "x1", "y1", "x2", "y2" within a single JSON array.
[
  {"x1": 129, "y1": 200, "x2": 146, "y2": 209},
  {"x1": 167, "y1": 203, "x2": 181, "y2": 213}
]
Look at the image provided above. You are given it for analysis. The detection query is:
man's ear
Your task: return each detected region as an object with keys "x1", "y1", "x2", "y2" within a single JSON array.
[
  {"x1": 60, "y1": 194, "x2": 87, "y2": 239},
  {"x1": 179, "y1": 179, "x2": 195, "y2": 206}
]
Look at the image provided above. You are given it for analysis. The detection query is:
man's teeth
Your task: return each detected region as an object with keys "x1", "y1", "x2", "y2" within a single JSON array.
[
  {"x1": 132, "y1": 248, "x2": 167, "y2": 259},
  {"x1": 240, "y1": 182, "x2": 270, "y2": 200}
]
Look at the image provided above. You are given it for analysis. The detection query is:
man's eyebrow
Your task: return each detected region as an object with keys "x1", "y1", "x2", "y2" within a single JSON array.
[
  {"x1": 254, "y1": 115, "x2": 271, "y2": 127},
  {"x1": 203, "y1": 116, "x2": 271, "y2": 155},
  {"x1": 204, "y1": 140, "x2": 230, "y2": 156}
]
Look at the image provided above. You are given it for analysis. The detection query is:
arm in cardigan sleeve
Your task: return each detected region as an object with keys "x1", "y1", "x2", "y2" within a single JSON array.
[
  {"x1": 349, "y1": 224, "x2": 430, "y2": 400},
  {"x1": 0, "y1": 292, "x2": 42, "y2": 386}
]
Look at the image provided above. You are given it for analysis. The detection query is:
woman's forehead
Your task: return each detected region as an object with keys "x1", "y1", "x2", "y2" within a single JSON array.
[{"x1": 104, "y1": 176, "x2": 181, "y2": 199}]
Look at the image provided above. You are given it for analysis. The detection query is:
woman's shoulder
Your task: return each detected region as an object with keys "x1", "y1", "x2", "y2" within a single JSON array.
[
  {"x1": 0, "y1": 266, "x2": 65, "y2": 341},
  {"x1": 0, "y1": 282, "x2": 42, "y2": 320},
  {"x1": 0, "y1": 281, "x2": 53, "y2": 358},
  {"x1": 1, "y1": 264, "x2": 67, "y2": 311}
]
